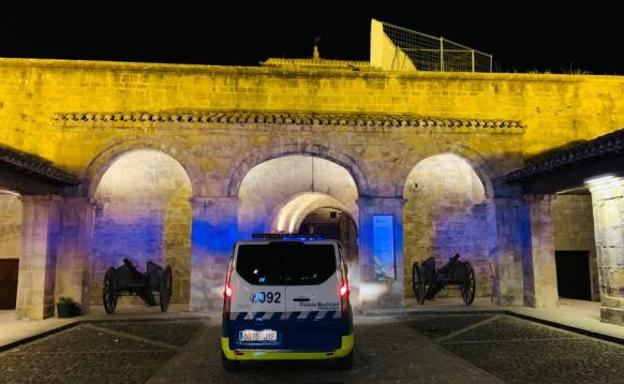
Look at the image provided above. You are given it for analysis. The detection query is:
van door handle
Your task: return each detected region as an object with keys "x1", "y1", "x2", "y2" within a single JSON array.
[{"x1": 292, "y1": 297, "x2": 310, "y2": 302}]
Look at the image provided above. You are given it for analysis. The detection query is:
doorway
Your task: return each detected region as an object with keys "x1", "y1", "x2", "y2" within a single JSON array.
[
  {"x1": 0, "y1": 259, "x2": 19, "y2": 309},
  {"x1": 555, "y1": 250, "x2": 592, "y2": 300}
]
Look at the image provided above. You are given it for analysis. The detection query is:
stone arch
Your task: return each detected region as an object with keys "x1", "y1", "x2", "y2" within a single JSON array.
[
  {"x1": 269, "y1": 191, "x2": 362, "y2": 306},
  {"x1": 89, "y1": 148, "x2": 194, "y2": 306},
  {"x1": 396, "y1": 141, "x2": 496, "y2": 200},
  {"x1": 270, "y1": 192, "x2": 358, "y2": 234},
  {"x1": 237, "y1": 154, "x2": 359, "y2": 239},
  {"x1": 226, "y1": 142, "x2": 369, "y2": 197},
  {"x1": 402, "y1": 150, "x2": 495, "y2": 302},
  {"x1": 84, "y1": 137, "x2": 204, "y2": 199}
]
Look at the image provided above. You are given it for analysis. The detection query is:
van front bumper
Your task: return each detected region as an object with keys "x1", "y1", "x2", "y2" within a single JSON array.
[{"x1": 221, "y1": 334, "x2": 354, "y2": 361}]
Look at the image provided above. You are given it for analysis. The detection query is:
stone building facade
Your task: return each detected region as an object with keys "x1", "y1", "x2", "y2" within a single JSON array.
[{"x1": 1, "y1": 50, "x2": 624, "y2": 323}]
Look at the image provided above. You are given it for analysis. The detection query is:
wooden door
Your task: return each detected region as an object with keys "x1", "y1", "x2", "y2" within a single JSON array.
[{"x1": 0, "y1": 259, "x2": 19, "y2": 309}]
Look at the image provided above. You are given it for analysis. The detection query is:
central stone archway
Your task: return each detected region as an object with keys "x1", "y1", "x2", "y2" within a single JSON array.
[
  {"x1": 237, "y1": 155, "x2": 359, "y2": 238},
  {"x1": 237, "y1": 154, "x2": 361, "y2": 303}
]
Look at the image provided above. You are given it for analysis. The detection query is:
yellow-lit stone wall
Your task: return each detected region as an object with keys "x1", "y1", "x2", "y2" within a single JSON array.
[
  {"x1": 0, "y1": 193, "x2": 21, "y2": 260},
  {"x1": 1, "y1": 58, "x2": 623, "y2": 193}
]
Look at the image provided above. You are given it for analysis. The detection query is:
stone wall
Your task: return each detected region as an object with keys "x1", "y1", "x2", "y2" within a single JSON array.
[
  {"x1": 0, "y1": 193, "x2": 21, "y2": 259},
  {"x1": 553, "y1": 194, "x2": 599, "y2": 301},
  {"x1": 1, "y1": 58, "x2": 624, "y2": 311},
  {"x1": 403, "y1": 154, "x2": 491, "y2": 298},
  {"x1": 587, "y1": 177, "x2": 624, "y2": 324},
  {"x1": 91, "y1": 150, "x2": 192, "y2": 305},
  {"x1": 1, "y1": 58, "x2": 624, "y2": 182},
  {"x1": 163, "y1": 185, "x2": 193, "y2": 304}
]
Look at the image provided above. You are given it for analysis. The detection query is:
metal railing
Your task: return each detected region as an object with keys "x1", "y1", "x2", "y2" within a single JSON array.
[{"x1": 381, "y1": 21, "x2": 493, "y2": 72}]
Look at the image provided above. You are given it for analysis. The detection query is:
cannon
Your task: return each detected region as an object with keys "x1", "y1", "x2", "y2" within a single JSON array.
[
  {"x1": 102, "y1": 258, "x2": 172, "y2": 314},
  {"x1": 411, "y1": 253, "x2": 476, "y2": 305}
]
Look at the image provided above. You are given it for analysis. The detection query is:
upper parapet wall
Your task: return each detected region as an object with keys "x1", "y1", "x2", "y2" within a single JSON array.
[{"x1": 0, "y1": 57, "x2": 624, "y2": 164}]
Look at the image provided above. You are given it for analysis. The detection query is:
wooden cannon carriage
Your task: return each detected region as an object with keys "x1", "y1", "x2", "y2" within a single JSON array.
[
  {"x1": 411, "y1": 253, "x2": 476, "y2": 305},
  {"x1": 102, "y1": 258, "x2": 172, "y2": 314}
]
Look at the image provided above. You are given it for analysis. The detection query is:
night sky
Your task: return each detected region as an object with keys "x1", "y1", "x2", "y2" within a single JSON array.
[{"x1": 1, "y1": 5, "x2": 623, "y2": 74}]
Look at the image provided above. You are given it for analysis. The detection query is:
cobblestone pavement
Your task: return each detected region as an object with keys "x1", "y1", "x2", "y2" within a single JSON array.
[
  {"x1": 0, "y1": 319, "x2": 205, "y2": 384},
  {"x1": 146, "y1": 317, "x2": 504, "y2": 384},
  {"x1": 408, "y1": 314, "x2": 624, "y2": 384},
  {"x1": 2, "y1": 314, "x2": 624, "y2": 383}
]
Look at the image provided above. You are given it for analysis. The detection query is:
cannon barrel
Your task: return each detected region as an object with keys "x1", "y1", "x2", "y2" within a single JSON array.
[{"x1": 123, "y1": 258, "x2": 145, "y2": 280}]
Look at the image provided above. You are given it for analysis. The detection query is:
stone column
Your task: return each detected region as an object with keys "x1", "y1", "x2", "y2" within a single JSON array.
[
  {"x1": 586, "y1": 176, "x2": 624, "y2": 324},
  {"x1": 489, "y1": 197, "x2": 525, "y2": 306},
  {"x1": 357, "y1": 196, "x2": 405, "y2": 309},
  {"x1": 189, "y1": 196, "x2": 238, "y2": 311},
  {"x1": 523, "y1": 195, "x2": 558, "y2": 307},
  {"x1": 15, "y1": 195, "x2": 61, "y2": 320},
  {"x1": 55, "y1": 197, "x2": 95, "y2": 313}
]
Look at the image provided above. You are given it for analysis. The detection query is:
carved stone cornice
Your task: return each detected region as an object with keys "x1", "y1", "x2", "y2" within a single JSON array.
[{"x1": 53, "y1": 110, "x2": 524, "y2": 134}]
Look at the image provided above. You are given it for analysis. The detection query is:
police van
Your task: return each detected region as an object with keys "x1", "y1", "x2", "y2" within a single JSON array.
[{"x1": 221, "y1": 234, "x2": 354, "y2": 370}]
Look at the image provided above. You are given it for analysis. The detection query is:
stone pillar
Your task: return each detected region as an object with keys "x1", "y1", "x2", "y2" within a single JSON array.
[
  {"x1": 586, "y1": 176, "x2": 624, "y2": 324},
  {"x1": 523, "y1": 195, "x2": 558, "y2": 307},
  {"x1": 55, "y1": 197, "x2": 95, "y2": 313},
  {"x1": 489, "y1": 197, "x2": 525, "y2": 306},
  {"x1": 357, "y1": 196, "x2": 404, "y2": 309},
  {"x1": 15, "y1": 195, "x2": 61, "y2": 320},
  {"x1": 189, "y1": 196, "x2": 238, "y2": 311}
]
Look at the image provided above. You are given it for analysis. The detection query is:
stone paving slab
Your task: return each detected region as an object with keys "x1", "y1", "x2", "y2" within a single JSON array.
[
  {"x1": 0, "y1": 310, "x2": 79, "y2": 352},
  {"x1": 91, "y1": 320, "x2": 205, "y2": 347},
  {"x1": 405, "y1": 313, "x2": 494, "y2": 339}
]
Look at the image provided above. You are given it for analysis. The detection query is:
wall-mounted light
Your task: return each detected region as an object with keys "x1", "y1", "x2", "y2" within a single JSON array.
[
  {"x1": 585, "y1": 174, "x2": 617, "y2": 188},
  {"x1": 0, "y1": 189, "x2": 20, "y2": 196}
]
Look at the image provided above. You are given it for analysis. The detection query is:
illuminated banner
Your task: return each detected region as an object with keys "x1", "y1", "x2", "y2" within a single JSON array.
[{"x1": 373, "y1": 215, "x2": 395, "y2": 280}]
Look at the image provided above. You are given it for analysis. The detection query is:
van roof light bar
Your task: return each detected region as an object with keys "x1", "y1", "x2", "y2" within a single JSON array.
[{"x1": 252, "y1": 233, "x2": 325, "y2": 240}]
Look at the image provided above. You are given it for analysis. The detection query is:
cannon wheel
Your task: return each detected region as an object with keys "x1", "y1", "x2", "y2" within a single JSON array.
[
  {"x1": 160, "y1": 266, "x2": 173, "y2": 312},
  {"x1": 412, "y1": 262, "x2": 426, "y2": 305},
  {"x1": 103, "y1": 267, "x2": 118, "y2": 314},
  {"x1": 460, "y1": 263, "x2": 476, "y2": 305}
]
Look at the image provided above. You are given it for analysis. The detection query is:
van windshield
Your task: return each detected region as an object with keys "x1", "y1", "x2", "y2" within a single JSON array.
[{"x1": 236, "y1": 242, "x2": 336, "y2": 286}]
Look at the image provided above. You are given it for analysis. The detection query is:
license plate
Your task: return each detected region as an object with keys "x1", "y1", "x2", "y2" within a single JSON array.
[{"x1": 239, "y1": 329, "x2": 277, "y2": 342}]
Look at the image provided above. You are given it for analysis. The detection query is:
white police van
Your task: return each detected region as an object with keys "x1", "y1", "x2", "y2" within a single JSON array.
[{"x1": 221, "y1": 234, "x2": 354, "y2": 370}]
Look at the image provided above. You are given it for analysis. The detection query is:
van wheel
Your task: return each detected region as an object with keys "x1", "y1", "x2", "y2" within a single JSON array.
[
  {"x1": 335, "y1": 351, "x2": 353, "y2": 370},
  {"x1": 221, "y1": 352, "x2": 240, "y2": 372}
]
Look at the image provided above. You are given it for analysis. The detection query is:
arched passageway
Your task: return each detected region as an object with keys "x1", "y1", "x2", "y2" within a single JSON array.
[
  {"x1": 238, "y1": 155, "x2": 361, "y2": 302},
  {"x1": 238, "y1": 155, "x2": 359, "y2": 238},
  {"x1": 403, "y1": 153, "x2": 492, "y2": 301},
  {"x1": 297, "y1": 206, "x2": 360, "y2": 302},
  {"x1": 90, "y1": 150, "x2": 192, "y2": 306}
]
